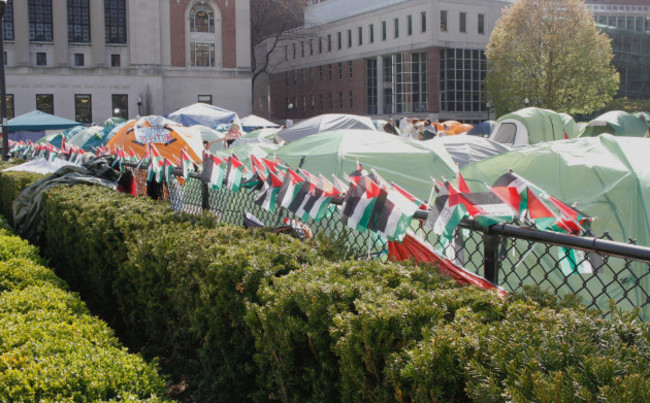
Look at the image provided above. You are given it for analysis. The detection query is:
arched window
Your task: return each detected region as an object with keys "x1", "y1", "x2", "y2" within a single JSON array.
[
  {"x1": 190, "y1": 3, "x2": 214, "y2": 33},
  {"x1": 187, "y1": 1, "x2": 221, "y2": 68}
]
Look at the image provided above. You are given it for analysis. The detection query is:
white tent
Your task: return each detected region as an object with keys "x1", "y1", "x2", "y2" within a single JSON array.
[
  {"x1": 166, "y1": 103, "x2": 239, "y2": 128},
  {"x1": 276, "y1": 113, "x2": 377, "y2": 143},
  {"x1": 240, "y1": 114, "x2": 280, "y2": 132},
  {"x1": 423, "y1": 134, "x2": 511, "y2": 169}
]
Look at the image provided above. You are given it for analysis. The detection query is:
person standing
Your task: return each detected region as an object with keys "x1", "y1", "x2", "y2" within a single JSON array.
[
  {"x1": 224, "y1": 123, "x2": 243, "y2": 148},
  {"x1": 383, "y1": 118, "x2": 399, "y2": 135}
]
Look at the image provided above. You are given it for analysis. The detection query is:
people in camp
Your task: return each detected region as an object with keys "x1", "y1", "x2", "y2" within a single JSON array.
[
  {"x1": 203, "y1": 139, "x2": 219, "y2": 150},
  {"x1": 224, "y1": 123, "x2": 243, "y2": 148},
  {"x1": 421, "y1": 119, "x2": 437, "y2": 140},
  {"x1": 383, "y1": 118, "x2": 399, "y2": 135}
]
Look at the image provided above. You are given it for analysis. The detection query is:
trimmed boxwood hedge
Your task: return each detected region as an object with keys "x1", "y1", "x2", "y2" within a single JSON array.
[
  {"x1": 0, "y1": 169, "x2": 45, "y2": 226},
  {"x1": 5, "y1": 169, "x2": 646, "y2": 402},
  {"x1": 0, "y1": 217, "x2": 169, "y2": 402}
]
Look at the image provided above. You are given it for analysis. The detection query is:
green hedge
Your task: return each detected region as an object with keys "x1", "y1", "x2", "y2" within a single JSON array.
[
  {"x1": 0, "y1": 169, "x2": 45, "y2": 225},
  {"x1": 0, "y1": 219, "x2": 169, "y2": 401},
  {"x1": 33, "y1": 178, "x2": 650, "y2": 402}
]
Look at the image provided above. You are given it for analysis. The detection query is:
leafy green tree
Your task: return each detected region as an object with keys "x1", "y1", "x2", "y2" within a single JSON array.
[{"x1": 485, "y1": 0, "x2": 619, "y2": 117}]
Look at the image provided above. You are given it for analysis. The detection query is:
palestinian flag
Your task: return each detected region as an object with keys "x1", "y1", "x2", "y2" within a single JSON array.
[
  {"x1": 147, "y1": 155, "x2": 165, "y2": 183},
  {"x1": 261, "y1": 157, "x2": 281, "y2": 174},
  {"x1": 276, "y1": 168, "x2": 305, "y2": 209},
  {"x1": 201, "y1": 153, "x2": 226, "y2": 190},
  {"x1": 340, "y1": 176, "x2": 382, "y2": 232},
  {"x1": 163, "y1": 158, "x2": 175, "y2": 183},
  {"x1": 128, "y1": 148, "x2": 140, "y2": 164},
  {"x1": 457, "y1": 172, "x2": 471, "y2": 193},
  {"x1": 180, "y1": 149, "x2": 193, "y2": 180},
  {"x1": 490, "y1": 171, "x2": 529, "y2": 213},
  {"x1": 299, "y1": 175, "x2": 342, "y2": 222},
  {"x1": 392, "y1": 182, "x2": 428, "y2": 210},
  {"x1": 250, "y1": 154, "x2": 267, "y2": 177},
  {"x1": 225, "y1": 154, "x2": 246, "y2": 192},
  {"x1": 424, "y1": 181, "x2": 469, "y2": 243},
  {"x1": 347, "y1": 162, "x2": 367, "y2": 184},
  {"x1": 255, "y1": 169, "x2": 285, "y2": 212},
  {"x1": 367, "y1": 183, "x2": 419, "y2": 242},
  {"x1": 451, "y1": 190, "x2": 516, "y2": 227},
  {"x1": 547, "y1": 196, "x2": 593, "y2": 234},
  {"x1": 424, "y1": 179, "x2": 450, "y2": 228},
  {"x1": 287, "y1": 176, "x2": 317, "y2": 218}
]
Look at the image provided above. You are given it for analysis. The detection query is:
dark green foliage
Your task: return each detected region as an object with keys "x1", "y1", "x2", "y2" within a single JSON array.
[
  {"x1": 0, "y1": 170, "x2": 45, "y2": 225},
  {"x1": 119, "y1": 223, "x2": 322, "y2": 401}
]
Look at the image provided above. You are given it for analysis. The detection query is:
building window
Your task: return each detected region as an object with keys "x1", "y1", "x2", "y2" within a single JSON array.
[
  {"x1": 349, "y1": 91, "x2": 353, "y2": 109},
  {"x1": 74, "y1": 53, "x2": 85, "y2": 66},
  {"x1": 460, "y1": 12, "x2": 466, "y2": 33},
  {"x1": 407, "y1": 14, "x2": 412, "y2": 36},
  {"x1": 382, "y1": 52, "x2": 428, "y2": 114},
  {"x1": 105, "y1": 0, "x2": 127, "y2": 44},
  {"x1": 337, "y1": 32, "x2": 342, "y2": 49},
  {"x1": 319, "y1": 93, "x2": 323, "y2": 110},
  {"x1": 348, "y1": 61, "x2": 353, "y2": 79},
  {"x1": 28, "y1": 0, "x2": 53, "y2": 42},
  {"x1": 327, "y1": 34, "x2": 332, "y2": 52},
  {"x1": 366, "y1": 58, "x2": 378, "y2": 114},
  {"x1": 328, "y1": 93, "x2": 333, "y2": 110},
  {"x1": 36, "y1": 94, "x2": 54, "y2": 115},
  {"x1": 74, "y1": 94, "x2": 92, "y2": 123},
  {"x1": 311, "y1": 95, "x2": 315, "y2": 110},
  {"x1": 301, "y1": 41, "x2": 304, "y2": 57},
  {"x1": 382, "y1": 21, "x2": 386, "y2": 41},
  {"x1": 439, "y1": 48, "x2": 487, "y2": 113},
  {"x1": 394, "y1": 18, "x2": 399, "y2": 38},
  {"x1": 347, "y1": 29, "x2": 352, "y2": 48},
  {"x1": 196, "y1": 95, "x2": 211, "y2": 105},
  {"x1": 421, "y1": 11, "x2": 426, "y2": 33},
  {"x1": 478, "y1": 14, "x2": 485, "y2": 34},
  {"x1": 191, "y1": 43, "x2": 215, "y2": 67},
  {"x1": 293, "y1": 70, "x2": 297, "y2": 85},
  {"x1": 112, "y1": 94, "x2": 128, "y2": 119},
  {"x1": 440, "y1": 10, "x2": 448, "y2": 32},
  {"x1": 36, "y1": 52, "x2": 47, "y2": 66},
  {"x1": 292, "y1": 43, "x2": 296, "y2": 59},
  {"x1": 5, "y1": 95, "x2": 14, "y2": 119},
  {"x1": 369, "y1": 24, "x2": 374, "y2": 43},
  {"x1": 328, "y1": 64, "x2": 332, "y2": 80},
  {"x1": 3, "y1": 0, "x2": 14, "y2": 41},
  {"x1": 318, "y1": 37, "x2": 322, "y2": 53},
  {"x1": 111, "y1": 54, "x2": 121, "y2": 67},
  {"x1": 358, "y1": 26, "x2": 363, "y2": 45},
  {"x1": 68, "y1": 0, "x2": 90, "y2": 43},
  {"x1": 309, "y1": 39, "x2": 313, "y2": 55},
  {"x1": 3, "y1": 52, "x2": 5, "y2": 65},
  {"x1": 338, "y1": 92, "x2": 343, "y2": 109},
  {"x1": 338, "y1": 62, "x2": 342, "y2": 79},
  {"x1": 284, "y1": 45, "x2": 288, "y2": 61},
  {"x1": 190, "y1": 2, "x2": 214, "y2": 32}
]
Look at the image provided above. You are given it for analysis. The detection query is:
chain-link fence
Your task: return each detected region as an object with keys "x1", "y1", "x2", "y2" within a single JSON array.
[{"x1": 127, "y1": 164, "x2": 650, "y2": 320}]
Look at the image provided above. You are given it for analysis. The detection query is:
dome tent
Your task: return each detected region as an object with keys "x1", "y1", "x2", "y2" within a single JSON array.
[
  {"x1": 489, "y1": 107, "x2": 578, "y2": 148},
  {"x1": 276, "y1": 113, "x2": 377, "y2": 143},
  {"x1": 166, "y1": 103, "x2": 239, "y2": 129},
  {"x1": 579, "y1": 110, "x2": 649, "y2": 138}
]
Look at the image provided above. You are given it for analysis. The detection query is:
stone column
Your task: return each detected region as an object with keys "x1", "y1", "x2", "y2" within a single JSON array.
[
  {"x1": 91, "y1": 0, "x2": 106, "y2": 67},
  {"x1": 235, "y1": 0, "x2": 251, "y2": 69},
  {"x1": 52, "y1": 0, "x2": 69, "y2": 66},
  {"x1": 13, "y1": 0, "x2": 29, "y2": 66},
  {"x1": 376, "y1": 55, "x2": 384, "y2": 115}
]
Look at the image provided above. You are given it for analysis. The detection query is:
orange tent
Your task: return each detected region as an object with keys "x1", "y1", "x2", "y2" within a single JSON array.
[
  {"x1": 106, "y1": 116, "x2": 204, "y2": 162},
  {"x1": 448, "y1": 123, "x2": 474, "y2": 135}
]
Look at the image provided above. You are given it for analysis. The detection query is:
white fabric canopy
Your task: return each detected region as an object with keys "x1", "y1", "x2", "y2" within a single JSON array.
[{"x1": 276, "y1": 113, "x2": 377, "y2": 143}]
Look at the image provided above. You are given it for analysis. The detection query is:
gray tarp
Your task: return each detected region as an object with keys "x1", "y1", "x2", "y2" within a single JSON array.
[{"x1": 12, "y1": 157, "x2": 119, "y2": 243}]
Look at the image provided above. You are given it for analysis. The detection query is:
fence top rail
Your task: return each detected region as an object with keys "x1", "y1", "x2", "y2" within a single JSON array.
[{"x1": 122, "y1": 161, "x2": 650, "y2": 264}]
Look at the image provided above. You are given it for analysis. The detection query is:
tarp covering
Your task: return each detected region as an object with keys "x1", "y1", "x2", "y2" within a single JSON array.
[
  {"x1": 423, "y1": 134, "x2": 511, "y2": 169},
  {"x1": 467, "y1": 120, "x2": 495, "y2": 136},
  {"x1": 35, "y1": 126, "x2": 86, "y2": 148},
  {"x1": 7, "y1": 110, "x2": 81, "y2": 132},
  {"x1": 12, "y1": 157, "x2": 119, "y2": 244},
  {"x1": 388, "y1": 233, "x2": 507, "y2": 296},
  {"x1": 232, "y1": 128, "x2": 280, "y2": 147},
  {"x1": 166, "y1": 103, "x2": 239, "y2": 128},
  {"x1": 489, "y1": 107, "x2": 578, "y2": 148},
  {"x1": 2, "y1": 157, "x2": 75, "y2": 175},
  {"x1": 276, "y1": 113, "x2": 377, "y2": 143},
  {"x1": 274, "y1": 129, "x2": 458, "y2": 201},
  {"x1": 579, "y1": 110, "x2": 649, "y2": 138},
  {"x1": 239, "y1": 114, "x2": 279, "y2": 132}
]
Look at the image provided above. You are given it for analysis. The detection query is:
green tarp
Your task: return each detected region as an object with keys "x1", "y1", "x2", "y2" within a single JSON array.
[
  {"x1": 274, "y1": 129, "x2": 458, "y2": 201},
  {"x1": 460, "y1": 134, "x2": 650, "y2": 318},
  {"x1": 580, "y1": 110, "x2": 649, "y2": 138},
  {"x1": 7, "y1": 110, "x2": 81, "y2": 132}
]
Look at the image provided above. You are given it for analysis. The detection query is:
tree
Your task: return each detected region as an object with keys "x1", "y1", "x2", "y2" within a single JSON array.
[
  {"x1": 250, "y1": 0, "x2": 308, "y2": 86},
  {"x1": 484, "y1": 0, "x2": 619, "y2": 117}
]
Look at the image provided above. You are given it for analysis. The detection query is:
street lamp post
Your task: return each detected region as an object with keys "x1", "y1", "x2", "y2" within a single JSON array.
[
  {"x1": 0, "y1": 0, "x2": 8, "y2": 161},
  {"x1": 136, "y1": 97, "x2": 142, "y2": 117},
  {"x1": 485, "y1": 101, "x2": 491, "y2": 121},
  {"x1": 524, "y1": 97, "x2": 530, "y2": 108}
]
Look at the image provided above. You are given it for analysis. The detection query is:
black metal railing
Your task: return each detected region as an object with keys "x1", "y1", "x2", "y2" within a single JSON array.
[{"x1": 122, "y1": 163, "x2": 650, "y2": 320}]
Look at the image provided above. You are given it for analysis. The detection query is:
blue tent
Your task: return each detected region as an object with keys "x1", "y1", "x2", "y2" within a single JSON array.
[
  {"x1": 467, "y1": 120, "x2": 495, "y2": 136},
  {"x1": 165, "y1": 103, "x2": 239, "y2": 128},
  {"x1": 7, "y1": 110, "x2": 81, "y2": 132}
]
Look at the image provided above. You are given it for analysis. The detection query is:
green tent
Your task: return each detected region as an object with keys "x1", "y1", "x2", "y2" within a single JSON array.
[
  {"x1": 489, "y1": 107, "x2": 578, "y2": 148},
  {"x1": 67, "y1": 126, "x2": 106, "y2": 150},
  {"x1": 100, "y1": 116, "x2": 127, "y2": 127},
  {"x1": 274, "y1": 129, "x2": 458, "y2": 201},
  {"x1": 460, "y1": 134, "x2": 650, "y2": 318},
  {"x1": 579, "y1": 110, "x2": 649, "y2": 138},
  {"x1": 634, "y1": 111, "x2": 650, "y2": 130},
  {"x1": 35, "y1": 125, "x2": 86, "y2": 148}
]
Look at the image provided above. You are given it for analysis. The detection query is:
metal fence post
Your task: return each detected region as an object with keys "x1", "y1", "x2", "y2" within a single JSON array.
[
  {"x1": 201, "y1": 180, "x2": 209, "y2": 212},
  {"x1": 483, "y1": 229, "x2": 500, "y2": 284}
]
